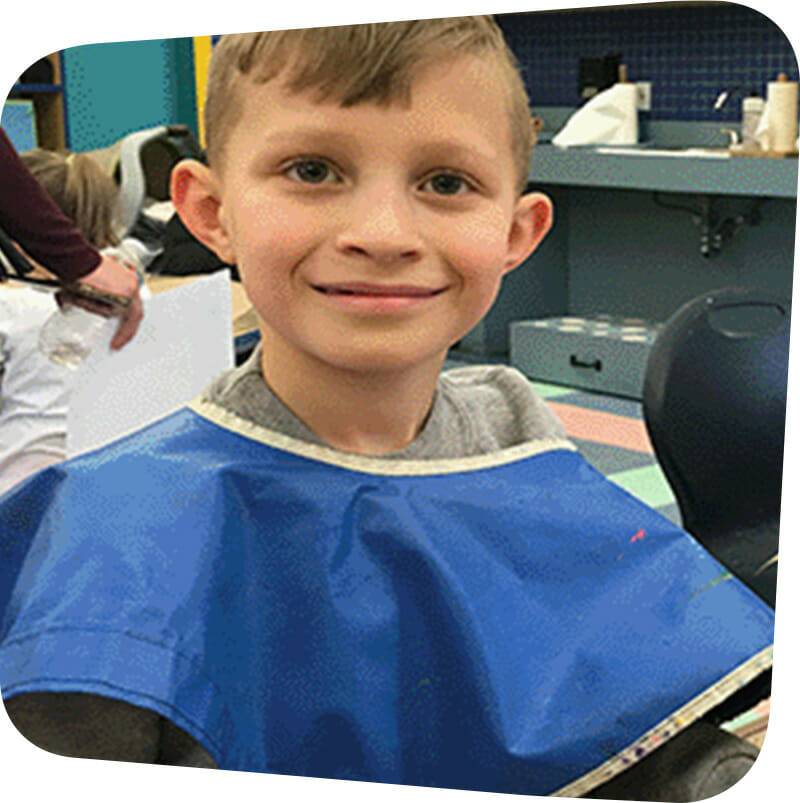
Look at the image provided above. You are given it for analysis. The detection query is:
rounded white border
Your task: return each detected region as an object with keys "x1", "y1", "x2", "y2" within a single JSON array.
[{"x1": 1, "y1": 2, "x2": 797, "y2": 802}]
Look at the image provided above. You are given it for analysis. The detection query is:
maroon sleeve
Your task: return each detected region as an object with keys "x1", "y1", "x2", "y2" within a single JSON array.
[{"x1": 0, "y1": 127, "x2": 100, "y2": 282}]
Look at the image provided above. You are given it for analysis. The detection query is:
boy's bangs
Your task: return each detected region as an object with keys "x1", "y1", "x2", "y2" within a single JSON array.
[{"x1": 238, "y1": 20, "x2": 508, "y2": 108}]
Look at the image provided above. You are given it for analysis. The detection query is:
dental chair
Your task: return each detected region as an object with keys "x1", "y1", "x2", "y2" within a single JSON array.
[{"x1": 642, "y1": 286, "x2": 788, "y2": 610}]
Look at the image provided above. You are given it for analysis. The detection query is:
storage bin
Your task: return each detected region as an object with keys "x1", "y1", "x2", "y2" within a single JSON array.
[{"x1": 510, "y1": 315, "x2": 661, "y2": 399}]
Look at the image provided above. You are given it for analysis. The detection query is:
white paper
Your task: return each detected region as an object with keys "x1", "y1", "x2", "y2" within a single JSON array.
[
  {"x1": 552, "y1": 83, "x2": 639, "y2": 148},
  {"x1": 755, "y1": 100, "x2": 772, "y2": 150},
  {"x1": 67, "y1": 271, "x2": 234, "y2": 457}
]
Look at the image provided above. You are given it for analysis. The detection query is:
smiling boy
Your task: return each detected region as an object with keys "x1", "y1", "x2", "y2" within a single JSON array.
[
  {"x1": 173, "y1": 21, "x2": 555, "y2": 457},
  {"x1": 0, "y1": 17, "x2": 772, "y2": 800}
]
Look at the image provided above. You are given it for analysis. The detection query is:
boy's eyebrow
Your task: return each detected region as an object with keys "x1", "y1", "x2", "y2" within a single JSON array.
[
  {"x1": 259, "y1": 128, "x2": 502, "y2": 168},
  {"x1": 261, "y1": 129, "x2": 355, "y2": 149},
  {"x1": 412, "y1": 139, "x2": 502, "y2": 169}
]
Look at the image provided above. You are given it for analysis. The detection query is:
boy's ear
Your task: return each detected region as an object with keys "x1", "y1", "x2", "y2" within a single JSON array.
[
  {"x1": 170, "y1": 159, "x2": 236, "y2": 264},
  {"x1": 503, "y1": 192, "x2": 553, "y2": 274}
]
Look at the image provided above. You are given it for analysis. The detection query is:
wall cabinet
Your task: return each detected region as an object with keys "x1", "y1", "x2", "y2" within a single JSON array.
[{"x1": 6, "y1": 52, "x2": 67, "y2": 150}]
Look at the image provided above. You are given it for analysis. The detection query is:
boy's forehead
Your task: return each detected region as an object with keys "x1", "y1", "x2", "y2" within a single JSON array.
[
  {"x1": 211, "y1": 52, "x2": 523, "y2": 186},
  {"x1": 232, "y1": 53, "x2": 513, "y2": 134}
]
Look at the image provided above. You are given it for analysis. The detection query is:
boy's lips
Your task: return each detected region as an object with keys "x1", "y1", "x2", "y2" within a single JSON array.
[
  {"x1": 311, "y1": 282, "x2": 447, "y2": 297},
  {"x1": 310, "y1": 281, "x2": 449, "y2": 313}
]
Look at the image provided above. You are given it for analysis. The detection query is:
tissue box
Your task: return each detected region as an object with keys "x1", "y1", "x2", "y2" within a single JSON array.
[{"x1": 510, "y1": 315, "x2": 661, "y2": 399}]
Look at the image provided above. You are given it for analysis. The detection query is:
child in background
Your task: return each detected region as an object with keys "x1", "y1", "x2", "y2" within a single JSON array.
[
  {"x1": 0, "y1": 18, "x2": 772, "y2": 799},
  {"x1": 20, "y1": 148, "x2": 157, "y2": 277},
  {"x1": 0, "y1": 150, "x2": 145, "y2": 495},
  {"x1": 0, "y1": 127, "x2": 143, "y2": 350}
]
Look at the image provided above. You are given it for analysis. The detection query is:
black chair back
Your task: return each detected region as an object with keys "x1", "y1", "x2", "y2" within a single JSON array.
[{"x1": 642, "y1": 287, "x2": 790, "y2": 608}]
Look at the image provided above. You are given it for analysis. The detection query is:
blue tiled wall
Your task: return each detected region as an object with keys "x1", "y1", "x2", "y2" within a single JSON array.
[{"x1": 496, "y1": 3, "x2": 798, "y2": 121}]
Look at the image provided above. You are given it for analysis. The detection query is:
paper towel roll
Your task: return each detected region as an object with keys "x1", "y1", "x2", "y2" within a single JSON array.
[{"x1": 767, "y1": 75, "x2": 798, "y2": 153}]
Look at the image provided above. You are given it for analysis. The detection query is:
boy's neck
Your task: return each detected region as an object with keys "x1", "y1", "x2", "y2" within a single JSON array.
[{"x1": 258, "y1": 331, "x2": 446, "y2": 456}]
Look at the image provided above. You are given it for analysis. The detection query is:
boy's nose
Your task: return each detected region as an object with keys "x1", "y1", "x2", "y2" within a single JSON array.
[{"x1": 335, "y1": 188, "x2": 424, "y2": 264}]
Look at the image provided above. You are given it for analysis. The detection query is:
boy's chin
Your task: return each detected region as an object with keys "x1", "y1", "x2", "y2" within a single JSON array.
[{"x1": 317, "y1": 343, "x2": 450, "y2": 376}]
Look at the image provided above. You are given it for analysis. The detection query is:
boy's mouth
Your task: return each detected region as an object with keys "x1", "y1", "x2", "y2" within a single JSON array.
[{"x1": 311, "y1": 282, "x2": 447, "y2": 298}]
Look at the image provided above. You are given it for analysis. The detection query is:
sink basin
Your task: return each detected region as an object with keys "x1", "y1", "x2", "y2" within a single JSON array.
[{"x1": 594, "y1": 146, "x2": 730, "y2": 159}]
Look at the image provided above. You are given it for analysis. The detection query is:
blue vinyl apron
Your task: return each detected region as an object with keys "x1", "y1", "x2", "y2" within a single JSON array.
[{"x1": 0, "y1": 399, "x2": 774, "y2": 796}]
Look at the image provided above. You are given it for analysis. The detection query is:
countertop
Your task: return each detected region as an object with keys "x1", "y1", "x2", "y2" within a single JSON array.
[{"x1": 528, "y1": 144, "x2": 798, "y2": 198}]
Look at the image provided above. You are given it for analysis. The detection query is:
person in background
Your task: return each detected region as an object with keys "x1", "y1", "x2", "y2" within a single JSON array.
[
  {"x1": 0, "y1": 144, "x2": 148, "y2": 495},
  {"x1": 20, "y1": 147, "x2": 160, "y2": 280},
  {"x1": 0, "y1": 126, "x2": 143, "y2": 349},
  {"x1": 21, "y1": 148, "x2": 121, "y2": 251}
]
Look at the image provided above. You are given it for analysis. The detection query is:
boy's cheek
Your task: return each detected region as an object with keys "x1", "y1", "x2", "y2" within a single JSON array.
[{"x1": 446, "y1": 236, "x2": 512, "y2": 281}]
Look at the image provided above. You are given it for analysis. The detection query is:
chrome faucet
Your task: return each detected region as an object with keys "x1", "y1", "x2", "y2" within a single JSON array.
[
  {"x1": 714, "y1": 85, "x2": 746, "y2": 111},
  {"x1": 720, "y1": 128, "x2": 740, "y2": 146}
]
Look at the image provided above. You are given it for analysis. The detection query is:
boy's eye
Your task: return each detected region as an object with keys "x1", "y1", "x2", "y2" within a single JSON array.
[
  {"x1": 421, "y1": 172, "x2": 473, "y2": 196},
  {"x1": 285, "y1": 159, "x2": 338, "y2": 184}
]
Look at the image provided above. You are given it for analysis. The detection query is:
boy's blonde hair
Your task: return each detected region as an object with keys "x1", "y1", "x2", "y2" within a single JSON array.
[
  {"x1": 20, "y1": 149, "x2": 120, "y2": 249},
  {"x1": 205, "y1": 17, "x2": 535, "y2": 193}
]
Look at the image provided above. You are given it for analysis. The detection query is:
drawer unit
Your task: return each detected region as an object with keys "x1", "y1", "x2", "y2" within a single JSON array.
[{"x1": 510, "y1": 315, "x2": 661, "y2": 399}]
